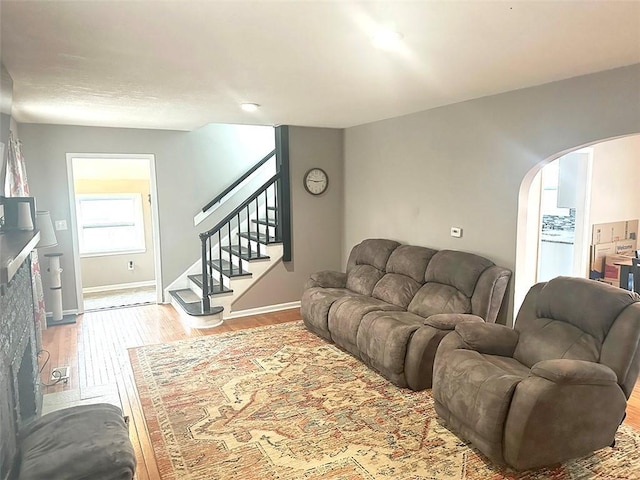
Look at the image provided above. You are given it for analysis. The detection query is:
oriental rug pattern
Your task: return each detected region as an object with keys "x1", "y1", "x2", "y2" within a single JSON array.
[{"x1": 129, "y1": 321, "x2": 640, "y2": 479}]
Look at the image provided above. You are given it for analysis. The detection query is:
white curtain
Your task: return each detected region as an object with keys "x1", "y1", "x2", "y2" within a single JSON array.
[{"x1": 5, "y1": 131, "x2": 47, "y2": 343}]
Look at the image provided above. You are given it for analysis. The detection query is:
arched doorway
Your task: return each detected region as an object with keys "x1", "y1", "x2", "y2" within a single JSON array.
[{"x1": 515, "y1": 134, "x2": 640, "y2": 317}]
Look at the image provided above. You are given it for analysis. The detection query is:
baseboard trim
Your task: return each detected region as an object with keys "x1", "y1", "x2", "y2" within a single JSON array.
[
  {"x1": 83, "y1": 280, "x2": 156, "y2": 294},
  {"x1": 227, "y1": 301, "x2": 301, "y2": 320}
]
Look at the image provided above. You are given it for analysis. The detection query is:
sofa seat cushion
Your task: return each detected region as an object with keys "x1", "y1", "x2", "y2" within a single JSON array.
[
  {"x1": 18, "y1": 403, "x2": 135, "y2": 480},
  {"x1": 301, "y1": 287, "x2": 360, "y2": 340},
  {"x1": 433, "y1": 350, "x2": 528, "y2": 459},
  {"x1": 357, "y1": 311, "x2": 425, "y2": 384},
  {"x1": 328, "y1": 296, "x2": 402, "y2": 356}
]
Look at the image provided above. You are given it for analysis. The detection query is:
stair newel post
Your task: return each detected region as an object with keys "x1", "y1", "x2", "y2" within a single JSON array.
[
  {"x1": 199, "y1": 233, "x2": 211, "y2": 312},
  {"x1": 275, "y1": 125, "x2": 291, "y2": 260}
]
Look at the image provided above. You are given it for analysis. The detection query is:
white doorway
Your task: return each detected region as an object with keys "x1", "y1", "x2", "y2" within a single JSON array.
[
  {"x1": 514, "y1": 148, "x2": 593, "y2": 318},
  {"x1": 535, "y1": 149, "x2": 593, "y2": 282},
  {"x1": 515, "y1": 134, "x2": 640, "y2": 319},
  {"x1": 66, "y1": 153, "x2": 162, "y2": 313}
]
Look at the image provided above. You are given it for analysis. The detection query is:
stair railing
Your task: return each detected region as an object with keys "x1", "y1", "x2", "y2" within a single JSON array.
[
  {"x1": 197, "y1": 125, "x2": 290, "y2": 313},
  {"x1": 198, "y1": 175, "x2": 279, "y2": 311},
  {"x1": 201, "y1": 148, "x2": 276, "y2": 214}
]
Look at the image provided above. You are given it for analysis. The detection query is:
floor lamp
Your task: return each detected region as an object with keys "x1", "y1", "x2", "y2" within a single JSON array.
[{"x1": 36, "y1": 211, "x2": 76, "y2": 326}]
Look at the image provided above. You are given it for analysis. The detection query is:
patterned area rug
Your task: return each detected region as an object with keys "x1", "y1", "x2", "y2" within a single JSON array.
[{"x1": 129, "y1": 322, "x2": 640, "y2": 479}]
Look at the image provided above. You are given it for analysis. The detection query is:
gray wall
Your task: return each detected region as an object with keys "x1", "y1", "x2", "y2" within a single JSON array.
[
  {"x1": 18, "y1": 123, "x2": 274, "y2": 311},
  {"x1": 344, "y1": 64, "x2": 640, "y2": 323},
  {"x1": 590, "y1": 135, "x2": 640, "y2": 226},
  {"x1": 234, "y1": 126, "x2": 344, "y2": 310}
]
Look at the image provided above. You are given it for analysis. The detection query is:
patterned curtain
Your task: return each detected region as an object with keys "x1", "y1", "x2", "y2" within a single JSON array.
[{"x1": 5, "y1": 131, "x2": 47, "y2": 344}]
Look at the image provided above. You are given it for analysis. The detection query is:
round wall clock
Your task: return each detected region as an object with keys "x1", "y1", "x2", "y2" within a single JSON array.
[{"x1": 303, "y1": 168, "x2": 329, "y2": 195}]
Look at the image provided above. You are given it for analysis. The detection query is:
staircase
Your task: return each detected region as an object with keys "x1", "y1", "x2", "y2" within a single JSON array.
[{"x1": 168, "y1": 126, "x2": 291, "y2": 328}]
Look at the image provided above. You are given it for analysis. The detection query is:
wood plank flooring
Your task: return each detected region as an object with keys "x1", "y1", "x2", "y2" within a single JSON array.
[
  {"x1": 39, "y1": 304, "x2": 300, "y2": 479},
  {"x1": 39, "y1": 304, "x2": 640, "y2": 480}
]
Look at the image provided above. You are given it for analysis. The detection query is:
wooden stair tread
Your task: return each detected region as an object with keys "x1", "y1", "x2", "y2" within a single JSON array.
[
  {"x1": 210, "y1": 258, "x2": 252, "y2": 277},
  {"x1": 168, "y1": 289, "x2": 224, "y2": 316},
  {"x1": 222, "y1": 245, "x2": 270, "y2": 261},
  {"x1": 251, "y1": 218, "x2": 277, "y2": 228},
  {"x1": 187, "y1": 274, "x2": 233, "y2": 295},
  {"x1": 238, "y1": 231, "x2": 281, "y2": 245}
]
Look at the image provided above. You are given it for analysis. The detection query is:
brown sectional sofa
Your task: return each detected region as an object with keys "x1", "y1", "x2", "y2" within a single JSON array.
[{"x1": 301, "y1": 238, "x2": 511, "y2": 390}]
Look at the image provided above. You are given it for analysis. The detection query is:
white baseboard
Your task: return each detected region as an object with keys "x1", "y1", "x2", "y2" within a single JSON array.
[
  {"x1": 226, "y1": 301, "x2": 301, "y2": 320},
  {"x1": 83, "y1": 280, "x2": 156, "y2": 294}
]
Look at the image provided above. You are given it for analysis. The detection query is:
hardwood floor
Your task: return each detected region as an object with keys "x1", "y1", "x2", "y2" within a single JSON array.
[
  {"x1": 39, "y1": 304, "x2": 301, "y2": 480},
  {"x1": 39, "y1": 304, "x2": 640, "y2": 480}
]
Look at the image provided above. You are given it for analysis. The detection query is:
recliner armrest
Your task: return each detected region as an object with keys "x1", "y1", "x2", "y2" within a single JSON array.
[
  {"x1": 423, "y1": 313, "x2": 484, "y2": 330},
  {"x1": 455, "y1": 322, "x2": 519, "y2": 356},
  {"x1": 304, "y1": 270, "x2": 347, "y2": 289},
  {"x1": 531, "y1": 359, "x2": 618, "y2": 386}
]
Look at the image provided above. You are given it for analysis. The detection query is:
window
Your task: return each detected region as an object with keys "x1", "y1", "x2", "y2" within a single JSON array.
[{"x1": 76, "y1": 194, "x2": 146, "y2": 256}]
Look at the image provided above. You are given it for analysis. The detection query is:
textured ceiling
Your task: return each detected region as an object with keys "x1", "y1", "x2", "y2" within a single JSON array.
[{"x1": 1, "y1": 1, "x2": 639, "y2": 131}]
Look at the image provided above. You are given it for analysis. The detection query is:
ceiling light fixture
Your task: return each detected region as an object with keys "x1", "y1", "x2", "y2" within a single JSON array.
[
  {"x1": 371, "y1": 29, "x2": 404, "y2": 50},
  {"x1": 241, "y1": 102, "x2": 260, "y2": 112}
]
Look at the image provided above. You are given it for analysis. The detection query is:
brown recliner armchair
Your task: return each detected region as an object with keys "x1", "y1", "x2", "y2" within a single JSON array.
[{"x1": 432, "y1": 276, "x2": 640, "y2": 470}]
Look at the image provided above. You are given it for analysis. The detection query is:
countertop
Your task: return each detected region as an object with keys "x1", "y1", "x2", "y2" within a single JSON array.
[
  {"x1": 0, "y1": 230, "x2": 40, "y2": 285},
  {"x1": 541, "y1": 230, "x2": 575, "y2": 245}
]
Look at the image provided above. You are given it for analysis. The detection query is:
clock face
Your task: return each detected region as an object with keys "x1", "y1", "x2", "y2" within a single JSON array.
[{"x1": 304, "y1": 168, "x2": 328, "y2": 195}]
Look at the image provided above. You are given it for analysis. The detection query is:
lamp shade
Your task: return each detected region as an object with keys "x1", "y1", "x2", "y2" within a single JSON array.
[{"x1": 36, "y1": 210, "x2": 58, "y2": 248}]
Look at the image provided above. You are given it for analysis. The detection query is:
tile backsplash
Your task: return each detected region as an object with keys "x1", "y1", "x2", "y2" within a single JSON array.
[{"x1": 542, "y1": 209, "x2": 576, "y2": 231}]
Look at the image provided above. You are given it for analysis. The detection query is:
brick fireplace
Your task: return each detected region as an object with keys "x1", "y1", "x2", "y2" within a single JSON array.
[{"x1": 0, "y1": 259, "x2": 42, "y2": 480}]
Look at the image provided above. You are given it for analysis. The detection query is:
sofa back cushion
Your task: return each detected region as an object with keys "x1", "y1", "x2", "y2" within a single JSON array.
[
  {"x1": 385, "y1": 245, "x2": 438, "y2": 282},
  {"x1": 407, "y1": 250, "x2": 494, "y2": 318},
  {"x1": 370, "y1": 246, "x2": 438, "y2": 308},
  {"x1": 345, "y1": 239, "x2": 400, "y2": 295},
  {"x1": 407, "y1": 283, "x2": 472, "y2": 317},
  {"x1": 424, "y1": 250, "x2": 495, "y2": 297},
  {"x1": 514, "y1": 276, "x2": 640, "y2": 368}
]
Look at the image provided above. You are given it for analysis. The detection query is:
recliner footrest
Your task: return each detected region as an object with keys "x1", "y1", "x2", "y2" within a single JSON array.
[{"x1": 17, "y1": 403, "x2": 136, "y2": 480}]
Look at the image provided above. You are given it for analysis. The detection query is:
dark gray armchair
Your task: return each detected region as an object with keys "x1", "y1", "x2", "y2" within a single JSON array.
[{"x1": 432, "y1": 276, "x2": 640, "y2": 470}]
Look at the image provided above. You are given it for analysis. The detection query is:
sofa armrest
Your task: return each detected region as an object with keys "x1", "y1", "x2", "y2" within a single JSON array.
[
  {"x1": 304, "y1": 270, "x2": 347, "y2": 289},
  {"x1": 531, "y1": 359, "x2": 618, "y2": 386},
  {"x1": 454, "y1": 322, "x2": 519, "y2": 357},
  {"x1": 423, "y1": 313, "x2": 484, "y2": 330}
]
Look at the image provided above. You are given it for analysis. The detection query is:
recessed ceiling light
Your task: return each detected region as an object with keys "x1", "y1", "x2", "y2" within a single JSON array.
[
  {"x1": 371, "y1": 29, "x2": 404, "y2": 50},
  {"x1": 241, "y1": 102, "x2": 260, "y2": 112}
]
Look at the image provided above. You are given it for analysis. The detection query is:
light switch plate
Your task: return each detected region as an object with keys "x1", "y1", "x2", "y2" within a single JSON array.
[
  {"x1": 450, "y1": 227, "x2": 462, "y2": 238},
  {"x1": 55, "y1": 220, "x2": 68, "y2": 231}
]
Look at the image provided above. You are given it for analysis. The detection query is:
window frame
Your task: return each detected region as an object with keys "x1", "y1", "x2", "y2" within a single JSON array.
[{"x1": 75, "y1": 193, "x2": 147, "y2": 257}]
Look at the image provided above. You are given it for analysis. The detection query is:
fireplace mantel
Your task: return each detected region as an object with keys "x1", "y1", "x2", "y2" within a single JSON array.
[{"x1": 0, "y1": 230, "x2": 40, "y2": 288}]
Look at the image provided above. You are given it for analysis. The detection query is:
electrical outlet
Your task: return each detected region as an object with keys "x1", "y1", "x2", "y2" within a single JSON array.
[
  {"x1": 128, "y1": 260, "x2": 134, "y2": 270},
  {"x1": 450, "y1": 227, "x2": 462, "y2": 238},
  {"x1": 55, "y1": 220, "x2": 67, "y2": 231}
]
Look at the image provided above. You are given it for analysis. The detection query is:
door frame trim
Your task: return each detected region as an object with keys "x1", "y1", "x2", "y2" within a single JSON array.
[{"x1": 66, "y1": 153, "x2": 162, "y2": 313}]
